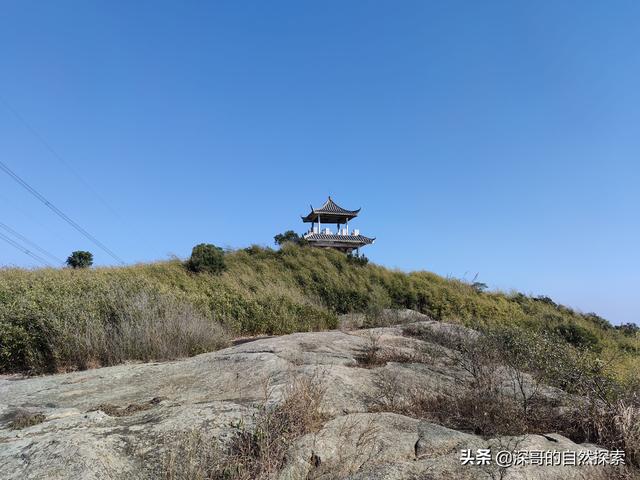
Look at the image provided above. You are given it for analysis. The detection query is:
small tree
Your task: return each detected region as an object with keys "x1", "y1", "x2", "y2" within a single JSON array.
[
  {"x1": 616, "y1": 322, "x2": 640, "y2": 337},
  {"x1": 187, "y1": 243, "x2": 226, "y2": 274},
  {"x1": 471, "y1": 281, "x2": 488, "y2": 293},
  {"x1": 66, "y1": 251, "x2": 93, "y2": 269},
  {"x1": 274, "y1": 230, "x2": 307, "y2": 246},
  {"x1": 347, "y1": 252, "x2": 369, "y2": 266},
  {"x1": 469, "y1": 273, "x2": 488, "y2": 293}
]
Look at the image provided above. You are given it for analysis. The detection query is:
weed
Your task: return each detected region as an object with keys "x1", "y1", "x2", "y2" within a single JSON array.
[
  {"x1": 159, "y1": 374, "x2": 325, "y2": 480},
  {"x1": 8, "y1": 411, "x2": 46, "y2": 430},
  {"x1": 92, "y1": 397, "x2": 164, "y2": 417}
]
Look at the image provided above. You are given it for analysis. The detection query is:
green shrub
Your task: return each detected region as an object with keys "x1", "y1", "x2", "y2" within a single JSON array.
[
  {"x1": 66, "y1": 251, "x2": 93, "y2": 269},
  {"x1": 274, "y1": 230, "x2": 307, "y2": 246},
  {"x1": 584, "y1": 312, "x2": 614, "y2": 330},
  {"x1": 0, "y1": 314, "x2": 57, "y2": 373},
  {"x1": 617, "y1": 323, "x2": 639, "y2": 337},
  {"x1": 553, "y1": 322, "x2": 601, "y2": 351},
  {"x1": 186, "y1": 244, "x2": 226, "y2": 274},
  {"x1": 347, "y1": 252, "x2": 369, "y2": 266}
]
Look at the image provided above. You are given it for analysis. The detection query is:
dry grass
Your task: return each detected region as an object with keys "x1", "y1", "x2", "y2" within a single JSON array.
[
  {"x1": 307, "y1": 416, "x2": 383, "y2": 480},
  {"x1": 355, "y1": 333, "x2": 384, "y2": 367},
  {"x1": 161, "y1": 430, "x2": 221, "y2": 480},
  {"x1": 8, "y1": 411, "x2": 46, "y2": 430},
  {"x1": 370, "y1": 371, "x2": 640, "y2": 478},
  {"x1": 59, "y1": 290, "x2": 231, "y2": 372},
  {"x1": 92, "y1": 397, "x2": 164, "y2": 417},
  {"x1": 615, "y1": 402, "x2": 640, "y2": 466},
  {"x1": 398, "y1": 323, "x2": 640, "y2": 471},
  {"x1": 160, "y1": 374, "x2": 325, "y2": 480},
  {"x1": 369, "y1": 370, "x2": 540, "y2": 437},
  {"x1": 563, "y1": 400, "x2": 640, "y2": 469},
  {"x1": 368, "y1": 326, "x2": 547, "y2": 436},
  {"x1": 353, "y1": 333, "x2": 428, "y2": 368},
  {"x1": 340, "y1": 309, "x2": 430, "y2": 331}
]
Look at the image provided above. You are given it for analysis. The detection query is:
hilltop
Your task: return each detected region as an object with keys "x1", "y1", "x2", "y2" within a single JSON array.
[{"x1": 0, "y1": 244, "x2": 637, "y2": 378}]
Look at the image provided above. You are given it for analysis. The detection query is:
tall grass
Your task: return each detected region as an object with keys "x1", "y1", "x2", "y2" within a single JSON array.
[
  {"x1": 0, "y1": 244, "x2": 637, "y2": 375},
  {"x1": 159, "y1": 375, "x2": 325, "y2": 480}
]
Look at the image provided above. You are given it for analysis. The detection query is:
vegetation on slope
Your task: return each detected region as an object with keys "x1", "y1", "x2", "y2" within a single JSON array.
[{"x1": 0, "y1": 244, "x2": 637, "y2": 376}]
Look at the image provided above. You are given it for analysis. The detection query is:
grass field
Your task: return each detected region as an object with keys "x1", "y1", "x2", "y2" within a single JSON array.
[{"x1": 1, "y1": 244, "x2": 637, "y2": 378}]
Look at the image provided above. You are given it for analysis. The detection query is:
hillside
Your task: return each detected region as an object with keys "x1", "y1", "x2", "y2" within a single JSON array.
[{"x1": 0, "y1": 244, "x2": 637, "y2": 378}]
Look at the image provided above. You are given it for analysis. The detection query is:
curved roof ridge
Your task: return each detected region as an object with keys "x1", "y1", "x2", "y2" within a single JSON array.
[
  {"x1": 301, "y1": 196, "x2": 362, "y2": 223},
  {"x1": 315, "y1": 196, "x2": 360, "y2": 215}
]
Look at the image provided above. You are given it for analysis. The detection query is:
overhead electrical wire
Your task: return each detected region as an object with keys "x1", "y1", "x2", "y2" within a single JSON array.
[
  {"x1": 0, "y1": 221, "x2": 64, "y2": 264},
  {"x1": 0, "y1": 96, "x2": 126, "y2": 223},
  {"x1": 0, "y1": 230, "x2": 53, "y2": 267},
  {"x1": 0, "y1": 160, "x2": 125, "y2": 264}
]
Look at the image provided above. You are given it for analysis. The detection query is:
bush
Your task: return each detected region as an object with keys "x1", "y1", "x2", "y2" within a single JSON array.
[
  {"x1": 186, "y1": 244, "x2": 226, "y2": 274},
  {"x1": 66, "y1": 251, "x2": 93, "y2": 269},
  {"x1": 553, "y1": 322, "x2": 600, "y2": 351},
  {"x1": 471, "y1": 281, "x2": 488, "y2": 293},
  {"x1": 273, "y1": 230, "x2": 307, "y2": 246},
  {"x1": 616, "y1": 323, "x2": 640, "y2": 337},
  {"x1": 0, "y1": 314, "x2": 56, "y2": 373},
  {"x1": 402, "y1": 322, "x2": 640, "y2": 468},
  {"x1": 585, "y1": 312, "x2": 614, "y2": 330},
  {"x1": 347, "y1": 252, "x2": 368, "y2": 266}
]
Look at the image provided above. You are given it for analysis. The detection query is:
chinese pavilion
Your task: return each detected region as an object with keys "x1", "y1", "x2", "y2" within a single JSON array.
[{"x1": 301, "y1": 197, "x2": 375, "y2": 254}]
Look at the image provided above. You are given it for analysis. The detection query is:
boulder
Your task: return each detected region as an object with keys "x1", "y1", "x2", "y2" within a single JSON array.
[{"x1": 0, "y1": 319, "x2": 618, "y2": 479}]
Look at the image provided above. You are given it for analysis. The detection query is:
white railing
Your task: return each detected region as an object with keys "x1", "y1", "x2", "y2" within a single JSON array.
[{"x1": 306, "y1": 227, "x2": 362, "y2": 236}]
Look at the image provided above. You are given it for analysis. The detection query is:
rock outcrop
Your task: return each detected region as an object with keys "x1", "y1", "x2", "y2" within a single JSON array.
[{"x1": 0, "y1": 315, "x2": 614, "y2": 479}]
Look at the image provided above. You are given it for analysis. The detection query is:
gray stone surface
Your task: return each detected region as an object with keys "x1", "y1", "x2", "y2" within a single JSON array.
[{"x1": 0, "y1": 318, "x2": 615, "y2": 479}]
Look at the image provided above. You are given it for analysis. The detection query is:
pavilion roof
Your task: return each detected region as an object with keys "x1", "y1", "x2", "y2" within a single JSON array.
[
  {"x1": 301, "y1": 197, "x2": 361, "y2": 223},
  {"x1": 304, "y1": 233, "x2": 375, "y2": 246}
]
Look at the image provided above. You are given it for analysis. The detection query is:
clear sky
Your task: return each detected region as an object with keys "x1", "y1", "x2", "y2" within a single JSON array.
[{"x1": 0, "y1": 1, "x2": 638, "y2": 324}]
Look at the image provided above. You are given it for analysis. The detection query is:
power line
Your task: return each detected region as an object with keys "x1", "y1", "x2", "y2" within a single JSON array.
[
  {"x1": 0, "y1": 230, "x2": 53, "y2": 267},
  {"x1": 0, "y1": 96, "x2": 126, "y2": 223},
  {"x1": 0, "y1": 160, "x2": 125, "y2": 264},
  {"x1": 0, "y1": 190, "x2": 52, "y2": 231},
  {"x1": 0, "y1": 221, "x2": 64, "y2": 264}
]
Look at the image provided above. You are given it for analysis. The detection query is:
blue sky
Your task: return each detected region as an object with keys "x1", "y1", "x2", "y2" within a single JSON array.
[{"x1": 0, "y1": 1, "x2": 638, "y2": 324}]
